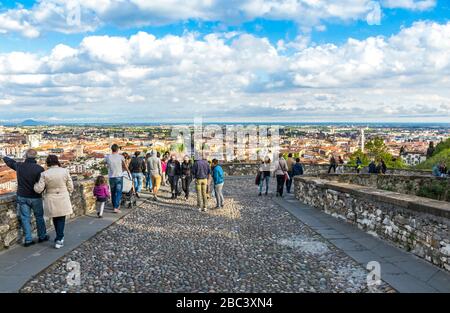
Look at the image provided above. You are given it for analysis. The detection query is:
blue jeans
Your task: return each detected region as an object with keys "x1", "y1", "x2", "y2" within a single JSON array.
[
  {"x1": 53, "y1": 216, "x2": 66, "y2": 242},
  {"x1": 109, "y1": 177, "x2": 123, "y2": 209},
  {"x1": 259, "y1": 176, "x2": 270, "y2": 193},
  {"x1": 17, "y1": 196, "x2": 47, "y2": 244},
  {"x1": 132, "y1": 173, "x2": 144, "y2": 193},
  {"x1": 286, "y1": 171, "x2": 293, "y2": 193},
  {"x1": 145, "y1": 173, "x2": 152, "y2": 190}
]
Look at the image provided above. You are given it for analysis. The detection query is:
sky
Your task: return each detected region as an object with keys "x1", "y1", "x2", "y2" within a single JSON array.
[{"x1": 0, "y1": 0, "x2": 449, "y2": 123}]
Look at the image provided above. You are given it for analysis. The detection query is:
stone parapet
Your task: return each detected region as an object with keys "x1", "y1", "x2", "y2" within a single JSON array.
[
  {"x1": 294, "y1": 176, "x2": 450, "y2": 272},
  {"x1": 0, "y1": 180, "x2": 96, "y2": 250}
]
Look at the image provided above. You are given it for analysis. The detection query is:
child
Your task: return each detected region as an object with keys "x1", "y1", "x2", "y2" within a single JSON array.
[{"x1": 93, "y1": 176, "x2": 110, "y2": 218}]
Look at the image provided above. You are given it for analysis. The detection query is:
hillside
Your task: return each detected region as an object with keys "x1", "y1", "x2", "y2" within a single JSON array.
[{"x1": 416, "y1": 145, "x2": 450, "y2": 170}]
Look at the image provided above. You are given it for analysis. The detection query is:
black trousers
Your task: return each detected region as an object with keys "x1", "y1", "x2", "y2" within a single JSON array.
[
  {"x1": 181, "y1": 175, "x2": 192, "y2": 197},
  {"x1": 168, "y1": 175, "x2": 180, "y2": 195},
  {"x1": 328, "y1": 164, "x2": 336, "y2": 173},
  {"x1": 276, "y1": 175, "x2": 285, "y2": 197}
]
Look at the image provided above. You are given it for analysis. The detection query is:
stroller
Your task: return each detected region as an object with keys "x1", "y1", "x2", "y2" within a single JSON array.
[{"x1": 121, "y1": 171, "x2": 137, "y2": 209}]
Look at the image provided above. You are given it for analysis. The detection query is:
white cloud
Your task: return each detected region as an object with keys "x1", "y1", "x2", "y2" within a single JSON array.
[
  {"x1": 0, "y1": 0, "x2": 439, "y2": 38},
  {"x1": 381, "y1": 0, "x2": 436, "y2": 11},
  {"x1": 0, "y1": 21, "x2": 449, "y2": 122}
]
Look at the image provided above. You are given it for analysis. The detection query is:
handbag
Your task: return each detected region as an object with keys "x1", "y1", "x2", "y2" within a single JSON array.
[{"x1": 255, "y1": 172, "x2": 262, "y2": 185}]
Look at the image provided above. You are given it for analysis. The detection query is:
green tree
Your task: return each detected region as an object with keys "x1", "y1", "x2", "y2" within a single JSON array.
[
  {"x1": 349, "y1": 137, "x2": 407, "y2": 169},
  {"x1": 347, "y1": 149, "x2": 370, "y2": 167}
]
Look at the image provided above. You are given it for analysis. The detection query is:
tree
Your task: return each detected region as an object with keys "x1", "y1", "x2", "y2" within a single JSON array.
[
  {"x1": 349, "y1": 137, "x2": 407, "y2": 169},
  {"x1": 347, "y1": 149, "x2": 370, "y2": 167}
]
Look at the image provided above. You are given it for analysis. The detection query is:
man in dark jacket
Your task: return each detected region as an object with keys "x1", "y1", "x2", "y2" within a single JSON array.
[
  {"x1": 1, "y1": 149, "x2": 49, "y2": 247},
  {"x1": 166, "y1": 155, "x2": 181, "y2": 199},
  {"x1": 129, "y1": 151, "x2": 146, "y2": 197},
  {"x1": 328, "y1": 155, "x2": 337, "y2": 173},
  {"x1": 368, "y1": 160, "x2": 377, "y2": 174},
  {"x1": 193, "y1": 156, "x2": 211, "y2": 211},
  {"x1": 180, "y1": 155, "x2": 193, "y2": 200}
]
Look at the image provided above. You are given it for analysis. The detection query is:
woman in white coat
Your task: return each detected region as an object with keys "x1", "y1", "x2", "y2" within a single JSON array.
[{"x1": 34, "y1": 155, "x2": 74, "y2": 249}]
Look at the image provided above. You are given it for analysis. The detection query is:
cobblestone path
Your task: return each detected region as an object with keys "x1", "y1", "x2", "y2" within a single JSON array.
[{"x1": 21, "y1": 178, "x2": 394, "y2": 293}]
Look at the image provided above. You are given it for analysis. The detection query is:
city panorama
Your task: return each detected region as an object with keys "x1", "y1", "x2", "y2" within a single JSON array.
[{"x1": 0, "y1": 0, "x2": 449, "y2": 307}]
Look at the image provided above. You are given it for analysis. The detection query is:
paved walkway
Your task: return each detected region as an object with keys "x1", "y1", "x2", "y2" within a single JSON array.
[
  {"x1": 19, "y1": 178, "x2": 393, "y2": 293},
  {"x1": 2, "y1": 176, "x2": 449, "y2": 293},
  {"x1": 0, "y1": 195, "x2": 150, "y2": 292},
  {"x1": 273, "y1": 190, "x2": 450, "y2": 293}
]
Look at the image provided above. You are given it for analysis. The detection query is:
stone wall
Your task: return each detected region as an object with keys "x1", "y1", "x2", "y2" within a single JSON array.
[
  {"x1": 294, "y1": 176, "x2": 450, "y2": 272},
  {"x1": 317, "y1": 173, "x2": 450, "y2": 202},
  {"x1": 0, "y1": 179, "x2": 96, "y2": 251},
  {"x1": 220, "y1": 162, "x2": 431, "y2": 177}
]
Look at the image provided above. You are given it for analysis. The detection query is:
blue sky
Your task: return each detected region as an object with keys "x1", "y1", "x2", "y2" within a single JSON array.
[{"x1": 0, "y1": 0, "x2": 449, "y2": 123}]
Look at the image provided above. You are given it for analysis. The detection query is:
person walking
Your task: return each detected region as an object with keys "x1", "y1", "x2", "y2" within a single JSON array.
[
  {"x1": 106, "y1": 144, "x2": 128, "y2": 214},
  {"x1": 207, "y1": 160, "x2": 214, "y2": 199},
  {"x1": 147, "y1": 151, "x2": 162, "y2": 201},
  {"x1": 122, "y1": 152, "x2": 131, "y2": 169},
  {"x1": 368, "y1": 160, "x2": 377, "y2": 174},
  {"x1": 336, "y1": 156, "x2": 345, "y2": 174},
  {"x1": 212, "y1": 159, "x2": 224, "y2": 208},
  {"x1": 258, "y1": 156, "x2": 271, "y2": 196},
  {"x1": 292, "y1": 158, "x2": 304, "y2": 177},
  {"x1": 1, "y1": 149, "x2": 49, "y2": 247},
  {"x1": 144, "y1": 153, "x2": 153, "y2": 192},
  {"x1": 166, "y1": 155, "x2": 181, "y2": 199},
  {"x1": 161, "y1": 154, "x2": 168, "y2": 186},
  {"x1": 380, "y1": 159, "x2": 387, "y2": 174},
  {"x1": 355, "y1": 156, "x2": 363, "y2": 174},
  {"x1": 93, "y1": 176, "x2": 110, "y2": 218},
  {"x1": 34, "y1": 155, "x2": 74, "y2": 249},
  {"x1": 129, "y1": 151, "x2": 146, "y2": 198},
  {"x1": 290, "y1": 157, "x2": 304, "y2": 193},
  {"x1": 180, "y1": 155, "x2": 193, "y2": 200},
  {"x1": 328, "y1": 155, "x2": 337, "y2": 173},
  {"x1": 274, "y1": 153, "x2": 288, "y2": 197},
  {"x1": 193, "y1": 156, "x2": 211, "y2": 212},
  {"x1": 286, "y1": 153, "x2": 295, "y2": 193}
]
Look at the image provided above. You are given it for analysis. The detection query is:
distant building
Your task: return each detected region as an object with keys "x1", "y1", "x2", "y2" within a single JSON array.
[
  {"x1": 26, "y1": 134, "x2": 42, "y2": 148},
  {"x1": 401, "y1": 152, "x2": 427, "y2": 166}
]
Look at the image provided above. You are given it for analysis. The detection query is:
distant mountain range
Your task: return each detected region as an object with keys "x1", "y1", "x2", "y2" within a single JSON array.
[{"x1": 19, "y1": 119, "x2": 48, "y2": 126}]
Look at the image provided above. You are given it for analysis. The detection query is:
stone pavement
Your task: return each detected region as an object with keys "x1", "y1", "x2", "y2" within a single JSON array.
[
  {"x1": 0, "y1": 194, "x2": 151, "y2": 293},
  {"x1": 272, "y1": 189, "x2": 450, "y2": 293},
  {"x1": 20, "y1": 178, "x2": 394, "y2": 293},
  {"x1": 2, "y1": 176, "x2": 449, "y2": 293}
]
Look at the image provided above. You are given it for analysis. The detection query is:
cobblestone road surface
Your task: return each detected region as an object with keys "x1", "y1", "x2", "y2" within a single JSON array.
[{"x1": 21, "y1": 178, "x2": 394, "y2": 293}]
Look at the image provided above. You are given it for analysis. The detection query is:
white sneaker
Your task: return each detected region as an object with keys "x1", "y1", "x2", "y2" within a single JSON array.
[{"x1": 55, "y1": 240, "x2": 64, "y2": 249}]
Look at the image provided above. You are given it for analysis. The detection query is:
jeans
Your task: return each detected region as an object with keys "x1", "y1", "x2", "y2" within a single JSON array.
[
  {"x1": 168, "y1": 175, "x2": 180, "y2": 195},
  {"x1": 276, "y1": 175, "x2": 285, "y2": 197},
  {"x1": 286, "y1": 171, "x2": 293, "y2": 193},
  {"x1": 196, "y1": 178, "x2": 208, "y2": 209},
  {"x1": 132, "y1": 173, "x2": 144, "y2": 193},
  {"x1": 52, "y1": 216, "x2": 66, "y2": 242},
  {"x1": 259, "y1": 175, "x2": 270, "y2": 194},
  {"x1": 17, "y1": 196, "x2": 47, "y2": 244},
  {"x1": 145, "y1": 173, "x2": 153, "y2": 190},
  {"x1": 181, "y1": 175, "x2": 192, "y2": 197},
  {"x1": 109, "y1": 177, "x2": 123, "y2": 209},
  {"x1": 214, "y1": 183, "x2": 224, "y2": 207}
]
